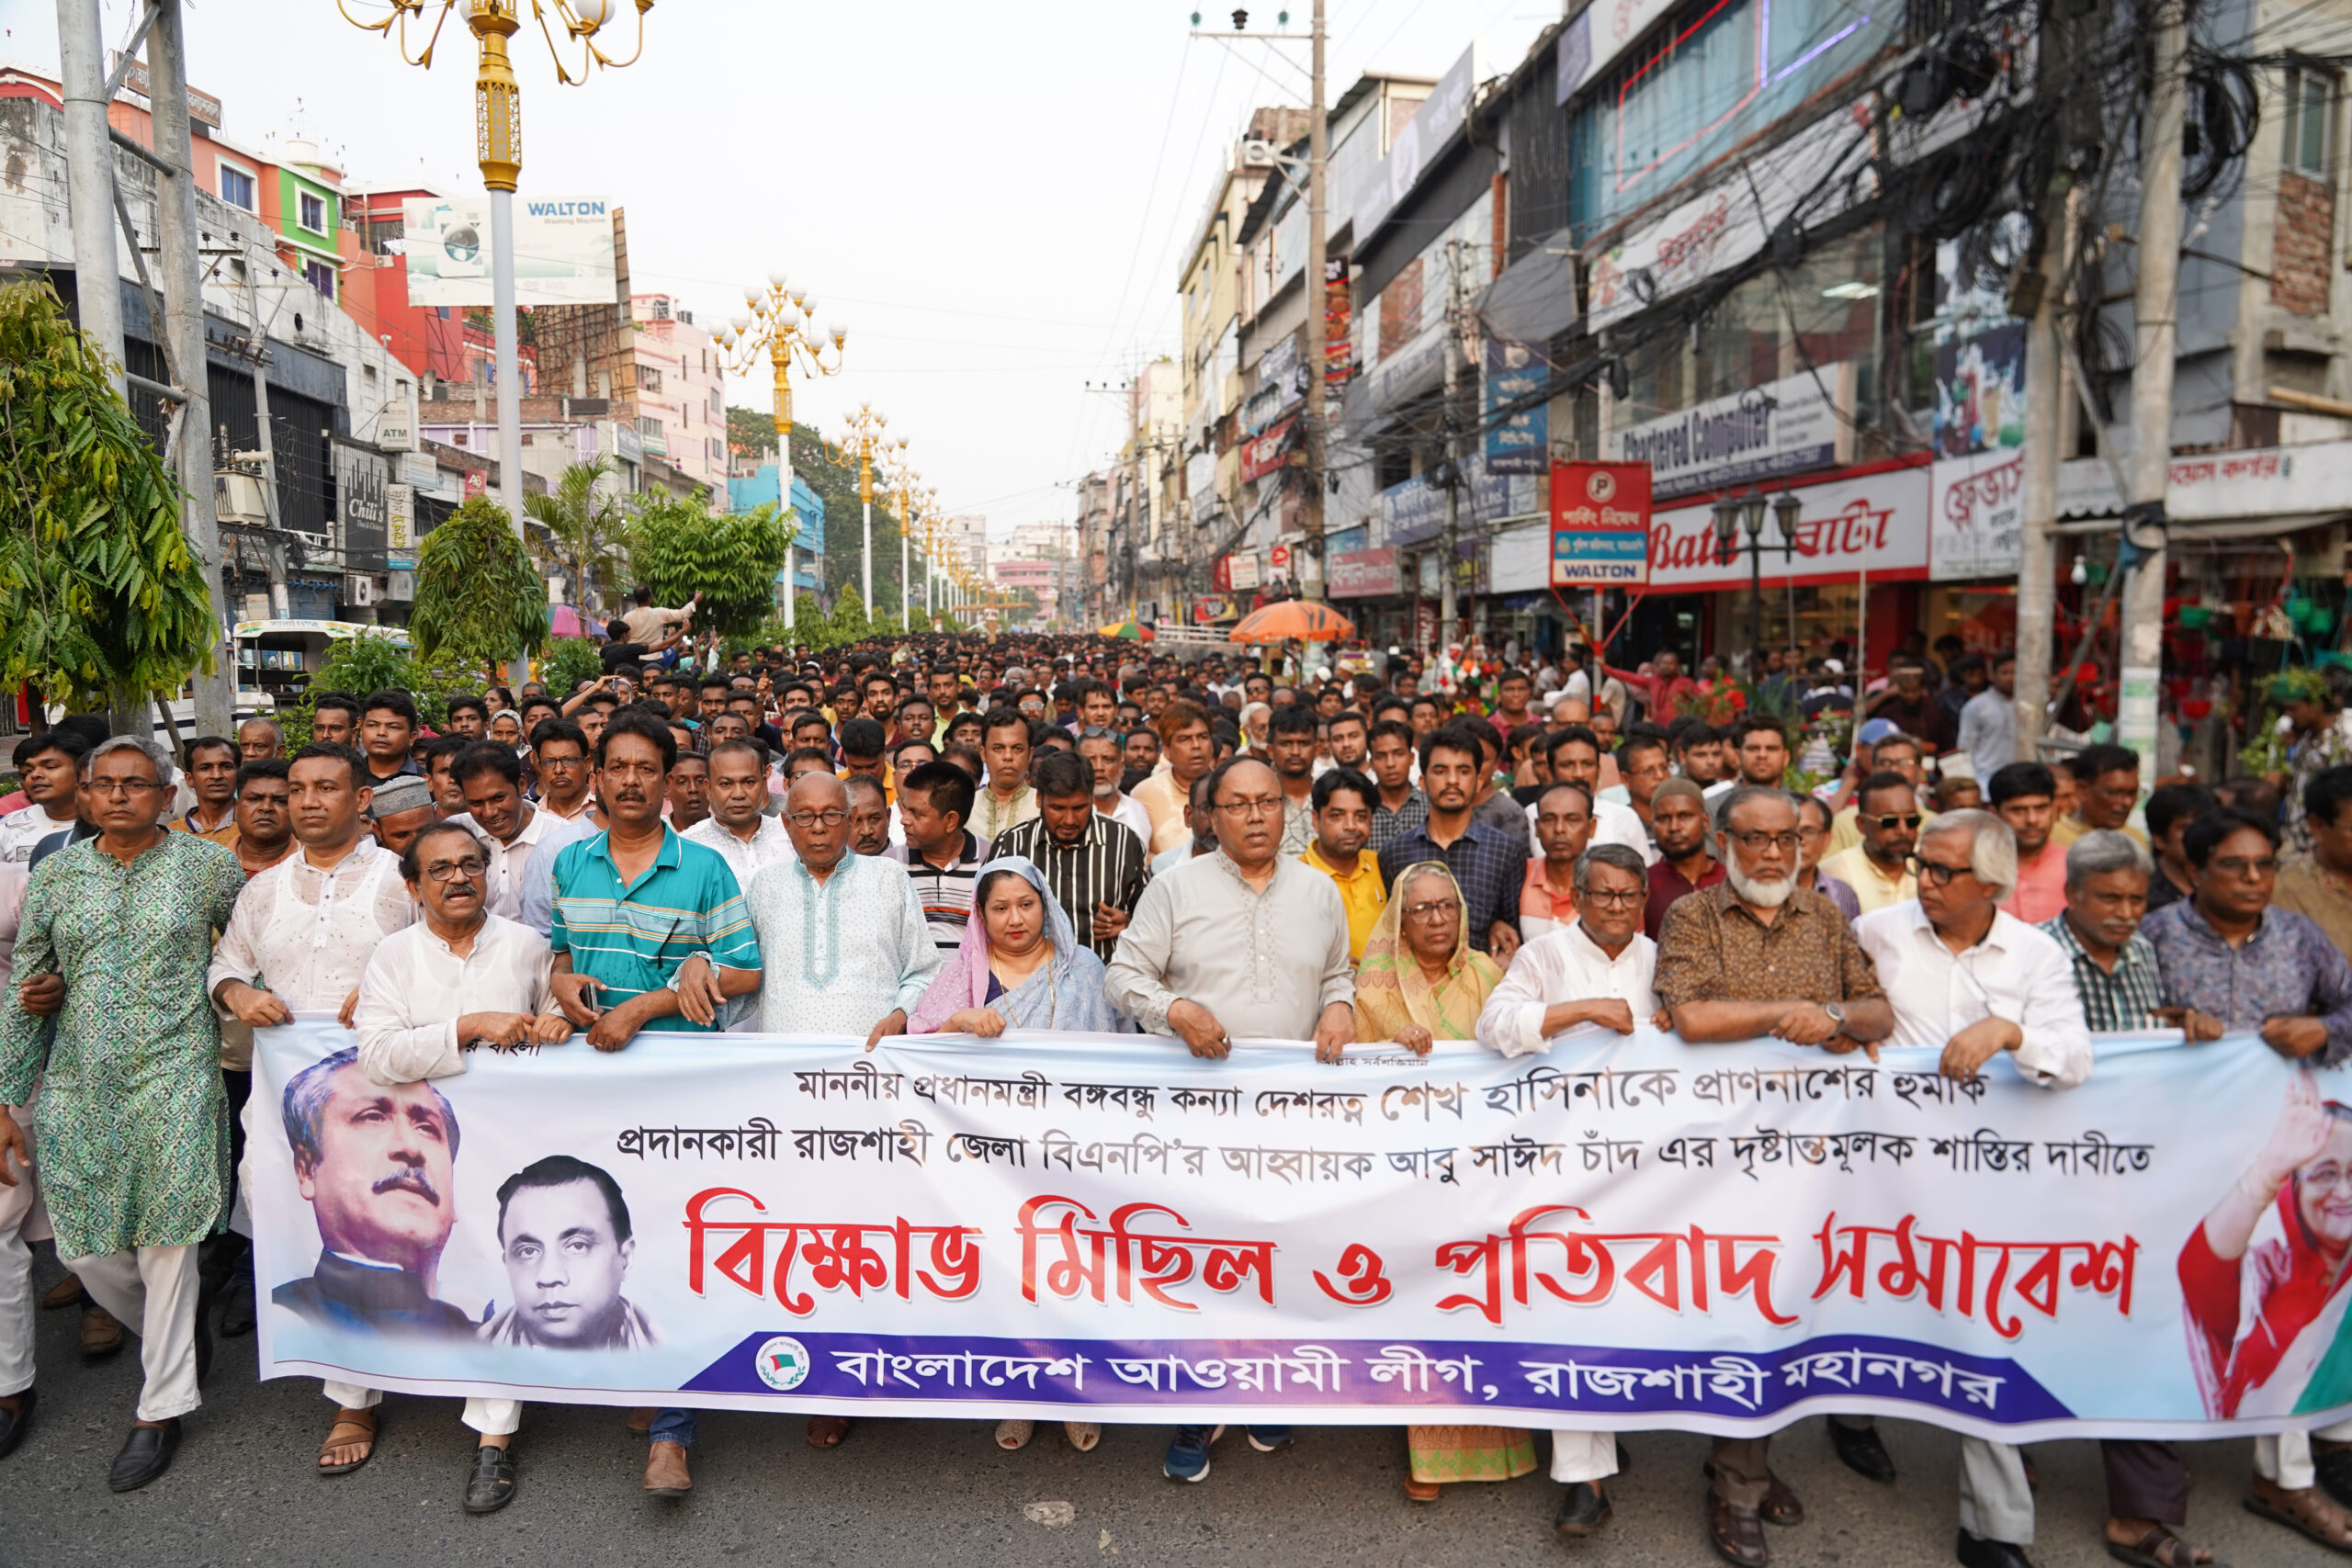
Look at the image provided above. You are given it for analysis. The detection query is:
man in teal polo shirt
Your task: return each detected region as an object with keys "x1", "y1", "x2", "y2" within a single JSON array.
[{"x1": 547, "y1": 707, "x2": 762, "y2": 1499}]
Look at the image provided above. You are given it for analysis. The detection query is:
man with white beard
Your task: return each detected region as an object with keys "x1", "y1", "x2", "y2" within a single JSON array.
[{"x1": 1651, "y1": 784, "x2": 1896, "y2": 1568}]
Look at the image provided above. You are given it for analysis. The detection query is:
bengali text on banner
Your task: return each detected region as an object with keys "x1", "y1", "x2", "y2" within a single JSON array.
[{"x1": 249, "y1": 1021, "x2": 2352, "y2": 1440}]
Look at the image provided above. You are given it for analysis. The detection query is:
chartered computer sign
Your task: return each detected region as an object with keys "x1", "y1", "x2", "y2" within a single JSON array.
[
  {"x1": 1550, "y1": 460, "x2": 1651, "y2": 585},
  {"x1": 401, "y1": 196, "x2": 617, "y2": 308}
]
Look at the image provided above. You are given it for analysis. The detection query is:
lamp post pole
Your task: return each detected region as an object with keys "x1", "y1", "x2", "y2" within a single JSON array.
[
  {"x1": 339, "y1": 0, "x2": 653, "y2": 683},
  {"x1": 717, "y1": 276, "x2": 846, "y2": 636}
]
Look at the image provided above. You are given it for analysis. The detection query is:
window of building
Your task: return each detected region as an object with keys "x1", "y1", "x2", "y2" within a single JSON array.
[
  {"x1": 300, "y1": 191, "x2": 327, "y2": 232},
  {"x1": 304, "y1": 258, "x2": 335, "y2": 299},
  {"x1": 2285, "y1": 69, "x2": 2335, "y2": 176},
  {"x1": 639, "y1": 366, "x2": 663, "y2": 394},
  {"x1": 219, "y1": 162, "x2": 256, "y2": 212}
]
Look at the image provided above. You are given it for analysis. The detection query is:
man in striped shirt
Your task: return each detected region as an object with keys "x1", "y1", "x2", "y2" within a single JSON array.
[
  {"x1": 545, "y1": 709, "x2": 762, "y2": 1500},
  {"x1": 892, "y1": 759, "x2": 989, "y2": 953},
  {"x1": 991, "y1": 750, "x2": 1150, "y2": 962}
]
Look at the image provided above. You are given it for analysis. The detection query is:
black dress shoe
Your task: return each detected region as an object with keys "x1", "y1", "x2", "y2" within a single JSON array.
[
  {"x1": 0, "y1": 1388, "x2": 35, "y2": 1461},
  {"x1": 1553, "y1": 1480, "x2": 1611, "y2": 1537},
  {"x1": 1827, "y1": 1417, "x2": 1898, "y2": 1483},
  {"x1": 107, "y1": 1418, "x2": 181, "y2": 1493},
  {"x1": 464, "y1": 1443, "x2": 517, "y2": 1514},
  {"x1": 1955, "y1": 1529, "x2": 2035, "y2": 1568},
  {"x1": 217, "y1": 1265, "x2": 256, "y2": 1339}
]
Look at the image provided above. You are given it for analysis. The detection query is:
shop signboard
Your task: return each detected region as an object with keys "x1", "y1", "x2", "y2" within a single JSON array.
[
  {"x1": 1643, "y1": 461, "x2": 1930, "y2": 592},
  {"x1": 385, "y1": 482, "x2": 417, "y2": 570},
  {"x1": 1929, "y1": 449, "x2": 2024, "y2": 581},
  {"x1": 1228, "y1": 552, "x2": 1263, "y2": 591},
  {"x1": 1484, "y1": 338, "x2": 1549, "y2": 476},
  {"x1": 1550, "y1": 461, "x2": 1652, "y2": 586},
  {"x1": 1239, "y1": 417, "x2": 1295, "y2": 483},
  {"x1": 401, "y1": 195, "x2": 616, "y2": 308},
  {"x1": 1329, "y1": 546, "x2": 1400, "y2": 600},
  {"x1": 1607, "y1": 366, "x2": 1852, "y2": 500},
  {"x1": 335, "y1": 444, "x2": 390, "y2": 571},
  {"x1": 2056, "y1": 442, "x2": 2352, "y2": 522},
  {"x1": 1383, "y1": 456, "x2": 1535, "y2": 548}
]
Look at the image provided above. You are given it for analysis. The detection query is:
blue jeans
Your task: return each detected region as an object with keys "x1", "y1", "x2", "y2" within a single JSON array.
[{"x1": 650, "y1": 1408, "x2": 695, "y2": 1448}]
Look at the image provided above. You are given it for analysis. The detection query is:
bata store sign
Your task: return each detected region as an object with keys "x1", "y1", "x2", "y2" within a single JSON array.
[{"x1": 1645, "y1": 462, "x2": 1930, "y2": 592}]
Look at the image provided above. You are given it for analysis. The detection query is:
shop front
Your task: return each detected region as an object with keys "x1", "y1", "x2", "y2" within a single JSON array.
[{"x1": 1638, "y1": 456, "x2": 1931, "y2": 671}]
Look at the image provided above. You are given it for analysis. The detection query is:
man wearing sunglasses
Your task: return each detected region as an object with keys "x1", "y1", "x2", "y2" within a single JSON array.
[
  {"x1": 1853, "y1": 809, "x2": 2091, "y2": 1568},
  {"x1": 1819, "y1": 773, "x2": 1923, "y2": 914}
]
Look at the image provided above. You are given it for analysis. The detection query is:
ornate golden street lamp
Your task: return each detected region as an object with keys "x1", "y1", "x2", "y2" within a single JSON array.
[
  {"x1": 337, "y1": 0, "x2": 651, "y2": 557},
  {"x1": 716, "y1": 276, "x2": 845, "y2": 634},
  {"x1": 835, "y1": 403, "x2": 890, "y2": 614}
]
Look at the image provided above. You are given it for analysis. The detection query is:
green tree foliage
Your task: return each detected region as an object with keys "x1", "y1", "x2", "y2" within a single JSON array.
[
  {"x1": 628, "y1": 495, "x2": 789, "y2": 637},
  {"x1": 0, "y1": 280, "x2": 220, "y2": 713},
  {"x1": 831, "y1": 585, "x2": 870, "y2": 641},
  {"x1": 280, "y1": 631, "x2": 483, "y2": 747},
  {"x1": 540, "y1": 635, "x2": 603, "y2": 698},
  {"x1": 727, "y1": 403, "x2": 776, "y2": 457},
  {"x1": 412, "y1": 495, "x2": 548, "y2": 673},
  {"x1": 524, "y1": 457, "x2": 630, "y2": 616}
]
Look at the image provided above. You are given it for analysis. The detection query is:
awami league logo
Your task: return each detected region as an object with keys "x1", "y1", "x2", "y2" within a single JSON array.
[{"x1": 754, "y1": 1335, "x2": 811, "y2": 1392}]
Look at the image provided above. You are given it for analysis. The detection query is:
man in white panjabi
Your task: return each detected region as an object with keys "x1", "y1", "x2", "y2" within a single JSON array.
[
  {"x1": 352, "y1": 820, "x2": 571, "y2": 1513},
  {"x1": 208, "y1": 745, "x2": 412, "y2": 1477},
  {"x1": 744, "y1": 773, "x2": 940, "y2": 1043},
  {"x1": 1473, "y1": 841, "x2": 1660, "y2": 1540}
]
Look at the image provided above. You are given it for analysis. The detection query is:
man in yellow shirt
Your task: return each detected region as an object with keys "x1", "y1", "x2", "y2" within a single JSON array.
[
  {"x1": 2049, "y1": 744, "x2": 2148, "y2": 849},
  {"x1": 1819, "y1": 773, "x2": 1922, "y2": 913},
  {"x1": 1826, "y1": 731, "x2": 1936, "y2": 854},
  {"x1": 1297, "y1": 768, "x2": 1385, "y2": 962}
]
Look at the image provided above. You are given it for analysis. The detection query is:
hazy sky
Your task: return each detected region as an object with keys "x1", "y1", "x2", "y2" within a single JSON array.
[{"x1": 7, "y1": 0, "x2": 1544, "y2": 543}]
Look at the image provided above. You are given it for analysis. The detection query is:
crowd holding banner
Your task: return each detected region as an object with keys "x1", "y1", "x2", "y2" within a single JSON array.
[{"x1": 7, "y1": 619, "x2": 2352, "y2": 1568}]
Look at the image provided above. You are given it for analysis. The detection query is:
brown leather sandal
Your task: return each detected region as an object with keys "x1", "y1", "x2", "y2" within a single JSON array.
[
  {"x1": 318, "y1": 1408, "x2": 379, "y2": 1476},
  {"x1": 2246, "y1": 1474, "x2": 2352, "y2": 1553},
  {"x1": 2105, "y1": 1522, "x2": 2224, "y2": 1567}
]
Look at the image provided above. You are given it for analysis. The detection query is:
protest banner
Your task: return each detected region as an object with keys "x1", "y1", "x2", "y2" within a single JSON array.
[{"x1": 251, "y1": 1022, "x2": 2352, "y2": 1440}]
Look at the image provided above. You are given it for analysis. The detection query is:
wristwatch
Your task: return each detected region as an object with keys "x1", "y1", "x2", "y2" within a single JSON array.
[{"x1": 1823, "y1": 1002, "x2": 1848, "y2": 1031}]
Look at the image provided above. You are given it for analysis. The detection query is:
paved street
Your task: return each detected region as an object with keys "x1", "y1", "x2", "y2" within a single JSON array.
[{"x1": 4, "y1": 1254, "x2": 2336, "y2": 1568}]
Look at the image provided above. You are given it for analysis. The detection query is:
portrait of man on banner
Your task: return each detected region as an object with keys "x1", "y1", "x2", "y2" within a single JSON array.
[
  {"x1": 482, "y1": 1155, "x2": 660, "y2": 1350},
  {"x1": 274, "y1": 1045, "x2": 478, "y2": 1339}
]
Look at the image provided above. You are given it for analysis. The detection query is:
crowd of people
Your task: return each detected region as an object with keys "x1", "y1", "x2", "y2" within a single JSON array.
[{"x1": 2, "y1": 617, "x2": 2350, "y2": 1568}]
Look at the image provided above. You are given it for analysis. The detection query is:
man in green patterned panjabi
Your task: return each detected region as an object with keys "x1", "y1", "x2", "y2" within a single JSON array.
[{"x1": 0, "y1": 735, "x2": 246, "y2": 1494}]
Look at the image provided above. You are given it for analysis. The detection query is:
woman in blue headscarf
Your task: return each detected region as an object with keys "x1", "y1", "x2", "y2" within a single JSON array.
[
  {"x1": 908, "y1": 855, "x2": 1124, "y2": 1037},
  {"x1": 907, "y1": 855, "x2": 1121, "y2": 1455}
]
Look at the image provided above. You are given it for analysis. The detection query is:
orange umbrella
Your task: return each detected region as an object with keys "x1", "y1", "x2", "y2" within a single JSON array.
[{"x1": 1229, "y1": 600, "x2": 1356, "y2": 643}]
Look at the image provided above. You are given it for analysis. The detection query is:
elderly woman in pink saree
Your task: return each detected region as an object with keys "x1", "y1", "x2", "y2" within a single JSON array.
[{"x1": 908, "y1": 856, "x2": 1121, "y2": 1454}]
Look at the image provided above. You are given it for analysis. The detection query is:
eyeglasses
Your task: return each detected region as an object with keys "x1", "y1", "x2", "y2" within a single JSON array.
[
  {"x1": 423, "y1": 857, "x2": 488, "y2": 883},
  {"x1": 1215, "y1": 797, "x2": 1283, "y2": 818},
  {"x1": 1864, "y1": 813, "x2": 1924, "y2": 830},
  {"x1": 1727, "y1": 830, "x2": 1803, "y2": 852},
  {"x1": 1402, "y1": 898, "x2": 1462, "y2": 920},
  {"x1": 1906, "y1": 855, "x2": 1974, "y2": 886},
  {"x1": 85, "y1": 776, "x2": 163, "y2": 795},
  {"x1": 1579, "y1": 887, "x2": 1645, "y2": 908},
  {"x1": 2211, "y1": 854, "x2": 2280, "y2": 877},
  {"x1": 786, "y1": 809, "x2": 850, "y2": 828}
]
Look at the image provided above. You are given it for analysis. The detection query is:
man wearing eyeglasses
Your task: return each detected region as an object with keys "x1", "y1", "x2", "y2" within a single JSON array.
[
  {"x1": 2140, "y1": 807, "x2": 2352, "y2": 1550},
  {"x1": 1104, "y1": 752, "x2": 1353, "y2": 1485},
  {"x1": 347, "y1": 820, "x2": 571, "y2": 1515},
  {"x1": 1470, "y1": 838, "x2": 1664, "y2": 1543},
  {"x1": 1851, "y1": 809, "x2": 2089, "y2": 1568},
  {"x1": 1819, "y1": 773, "x2": 1923, "y2": 914},
  {"x1": 1652, "y1": 784, "x2": 1894, "y2": 1568}
]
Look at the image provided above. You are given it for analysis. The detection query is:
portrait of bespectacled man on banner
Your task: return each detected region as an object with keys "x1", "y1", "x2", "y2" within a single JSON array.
[
  {"x1": 273, "y1": 1045, "x2": 477, "y2": 1338},
  {"x1": 481, "y1": 1155, "x2": 661, "y2": 1350}
]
